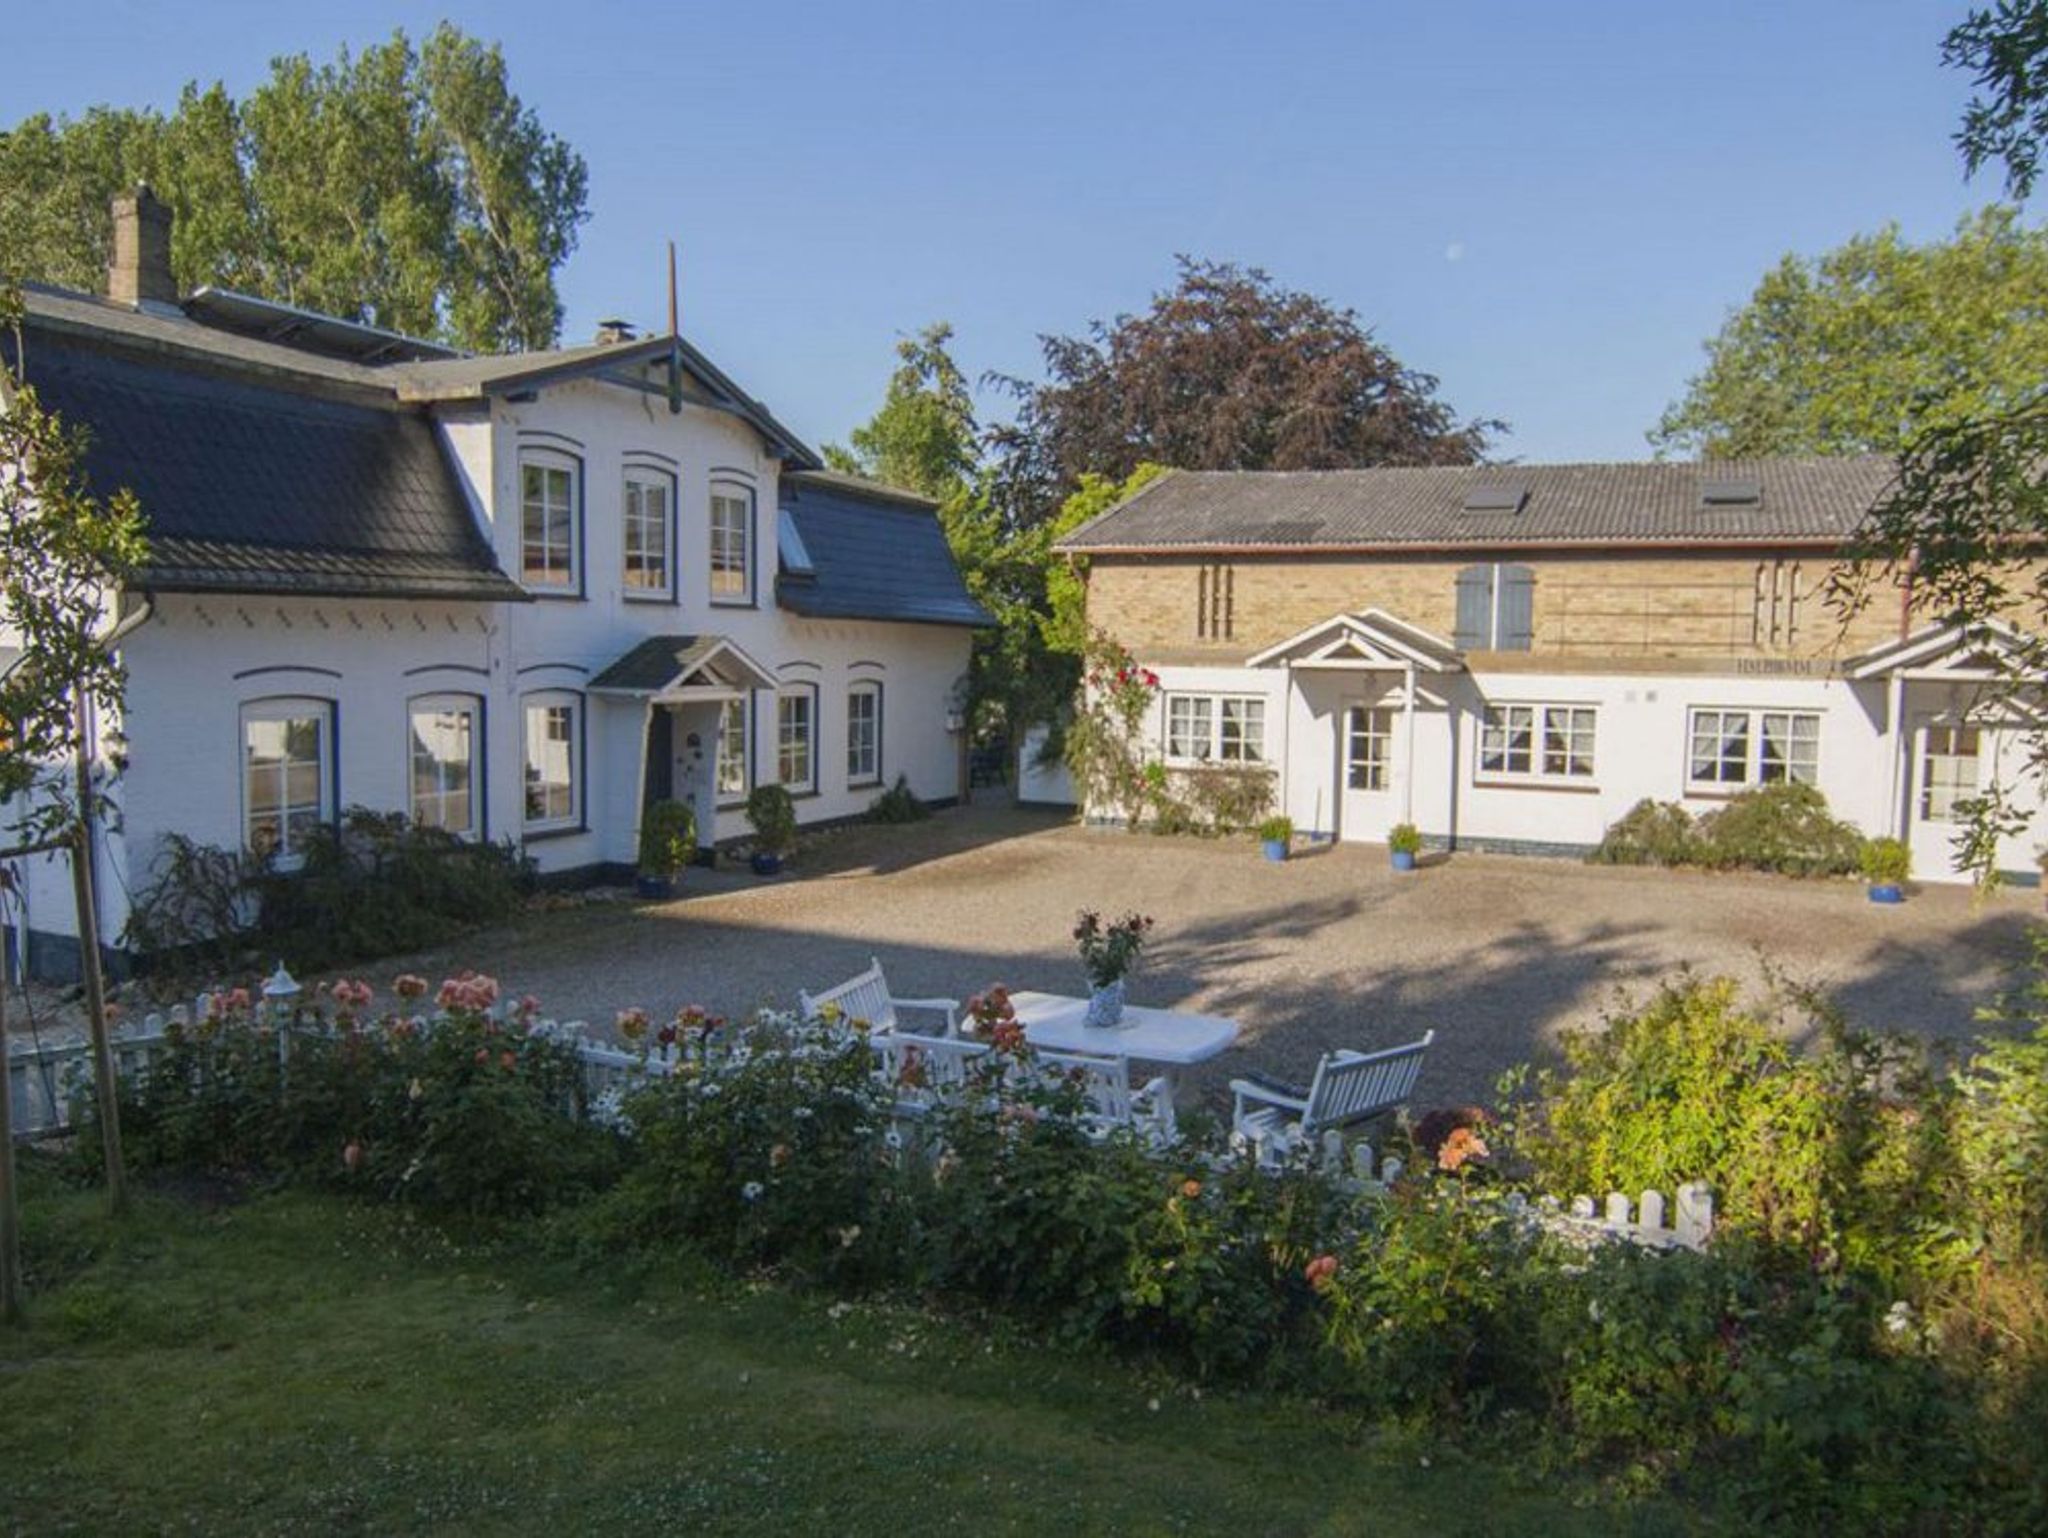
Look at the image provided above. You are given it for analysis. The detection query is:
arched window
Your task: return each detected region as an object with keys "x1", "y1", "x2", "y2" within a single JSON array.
[
  {"x1": 408, "y1": 693, "x2": 482, "y2": 838},
  {"x1": 241, "y1": 696, "x2": 335, "y2": 864},
  {"x1": 847, "y1": 680, "x2": 882, "y2": 787},
  {"x1": 521, "y1": 689, "x2": 583, "y2": 831},
  {"x1": 519, "y1": 448, "x2": 582, "y2": 593}
]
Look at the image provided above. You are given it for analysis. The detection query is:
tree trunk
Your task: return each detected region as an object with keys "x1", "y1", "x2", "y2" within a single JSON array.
[
  {"x1": 71, "y1": 691, "x2": 125, "y2": 1214},
  {"x1": 0, "y1": 962, "x2": 20, "y2": 1324}
]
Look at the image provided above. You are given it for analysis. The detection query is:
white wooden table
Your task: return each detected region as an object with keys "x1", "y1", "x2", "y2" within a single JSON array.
[{"x1": 1007, "y1": 990, "x2": 1240, "y2": 1081}]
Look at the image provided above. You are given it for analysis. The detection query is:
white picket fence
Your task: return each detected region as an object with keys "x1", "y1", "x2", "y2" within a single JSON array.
[{"x1": 4, "y1": 1003, "x2": 671, "y2": 1142}]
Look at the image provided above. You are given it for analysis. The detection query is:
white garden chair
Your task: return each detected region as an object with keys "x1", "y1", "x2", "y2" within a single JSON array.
[
  {"x1": 871, "y1": 1032, "x2": 990, "y2": 1118},
  {"x1": 799, "y1": 957, "x2": 960, "y2": 1038},
  {"x1": 1024, "y1": 1048, "x2": 1177, "y2": 1146},
  {"x1": 1230, "y1": 1030, "x2": 1435, "y2": 1156}
]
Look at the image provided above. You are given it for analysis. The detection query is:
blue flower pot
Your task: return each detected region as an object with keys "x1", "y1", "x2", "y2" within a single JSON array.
[
  {"x1": 635, "y1": 874, "x2": 680, "y2": 900},
  {"x1": 750, "y1": 851, "x2": 783, "y2": 877},
  {"x1": 1867, "y1": 882, "x2": 1904, "y2": 904},
  {"x1": 1390, "y1": 849, "x2": 1417, "y2": 872},
  {"x1": 1262, "y1": 839, "x2": 1288, "y2": 863}
]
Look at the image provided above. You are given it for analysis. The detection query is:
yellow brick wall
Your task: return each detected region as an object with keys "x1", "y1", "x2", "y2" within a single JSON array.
[{"x1": 1082, "y1": 550, "x2": 1923, "y2": 672}]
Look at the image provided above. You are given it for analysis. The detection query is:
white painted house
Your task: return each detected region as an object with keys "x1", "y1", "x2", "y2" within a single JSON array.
[
  {"x1": 1055, "y1": 462, "x2": 2047, "y2": 884},
  {"x1": 2, "y1": 190, "x2": 986, "y2": 979}
]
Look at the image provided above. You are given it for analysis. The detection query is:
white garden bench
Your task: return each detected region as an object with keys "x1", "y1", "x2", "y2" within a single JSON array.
[
  {"x1": 1230, "y1": 1030, "x2": 1435, "y2": 1157},
  {"x1": 799, "y1": 957, "x2": 960, "y2": 1038},
  {"x1": 870, "y1": 1032, "x2": 990, "y2": 1117},
  {"x1": 1023, "y1": 1047, "x2": 1176, "y2": 1146}
]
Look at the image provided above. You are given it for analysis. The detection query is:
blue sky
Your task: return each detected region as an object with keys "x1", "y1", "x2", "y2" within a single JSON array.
[{"x1": 7, "y1": 1, "x2": 2006, "y2": 463}]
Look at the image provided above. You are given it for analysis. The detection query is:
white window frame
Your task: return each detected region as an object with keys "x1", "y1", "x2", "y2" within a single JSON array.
[
  {"x1": 716, "y1": 696, "x2": 751, "y2": 805},
  {"x1": 521, "y1": 689, "x2": 582, "y2": 832},
  {"x1": 241, "y1": 697, "x2": 334, "y2": 867},
  {"x1": 847, "y1": 681, "x2": 882, "y2": 788},
  {"x1": 777, "y1": 686, "x2": 815, "y2": 794},
  {"x1": 1919, "y1": 724, "x2": 1981, "y2": 823},
  {"x1": 1477, "y1": 703, "x2": 1596, "y2": 784},
  {"x1": 519, "y1": 452, "x2": 580, "y2": 593},
  {"x1": 1686, "y1": 706, "x2": 1820, "y2": 793},
  {"x1": 407, "y1": 693, "x2": 481, "y2": 839},
  {"x1": 1346, "y1": 706, "x2": 1392, "y2": 791},
  {"x1": 1162, "y1": 692, "x2": 1265, "y2": 764},
  {"x1": 622, "y1": 467, "x2": 675, "y2": 600},
  {"x1": 710, "y1": 481, "x2": 754, "y2": 605}
]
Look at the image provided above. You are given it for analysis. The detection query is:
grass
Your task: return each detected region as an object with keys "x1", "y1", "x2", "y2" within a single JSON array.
[{"x1": 0, "y1": 1162, "x2": 1716, "y2": 1537}]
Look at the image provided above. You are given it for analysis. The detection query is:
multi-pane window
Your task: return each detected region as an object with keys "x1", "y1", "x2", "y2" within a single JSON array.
[
  {"x1": 847, "y1": 682, "x2": 881, "y2": 786},
  {"x1": 1346, "y1": 706, "x2": 1392, "y2": 791},
  {"x1": 623, "y1": 471, "x2": 673, "y2": 596},
  {"x1": 522, "y1": 692, "x2": 580, "y2": 829},
  {"x1": 1196, "y1": 564, "x2": 1235, "y2": 640},
  {"x1": 777, "y1": 688, "x2": 815, "y2": 793},
  {"x1": 1919, "y1": 726, "x2": 1980, "y2": 823},
  {"x1": 710, "y1": 485, "x2": 753, "y2": 602},
  {"x1": 716, "y1": 697, "x2": 750, "y2": 802},
  {"x1": 1480, "y1": 704, "x2": 1595, "y2": 781},
  {"x1": 521, "y1": 457, "x2": 578, "y2": 589},
  {"x1": 1687, "y1": 707, "x2": 1819, "y2": 789},
  {"x1": 408, "y1": 695, "x2": 478, "y2": 837},
  {"x1": 1163, "y1": 694, "x2": 1265, "y2": 763},
  {"x1": 243, "y1": 700, "x2": 331, "y2": 863}
]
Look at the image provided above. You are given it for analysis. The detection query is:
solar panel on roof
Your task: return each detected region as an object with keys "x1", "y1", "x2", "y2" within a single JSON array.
[
  {"x1": 1700, "y1": 477, "x2": 1763, "y2": 506},
  {"x1": 1461, "y1": 484, "x2": 1527, "y2": 513}
]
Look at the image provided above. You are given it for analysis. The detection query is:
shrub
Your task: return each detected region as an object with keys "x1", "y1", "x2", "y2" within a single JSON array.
[
  {"x1": 1860, "y1": 836, "x2": 1911, "y2": 885},
  {"x1": 866, "y1": 773, "x2": 929, "y2": 824},
  {"x1": 1588, "y1": 798, "x2": 1700, "y2": 867},
  {"x1": 1387, "y1": 821, "x2": 1423, "y2": 856},
  {"x1": 126, "y1": 811, "x2": 531, "y2": 980},
  {"x1": 745, "y1": 783, "x2": 798, "y2": 856},
  {"x1": 637, "y1": 799, "x2": 696, "y2": 877},
  {"x1": 1256, "y1": 814, "x2": 1293, "y2": 844},
  {"x1": 1175, "y1": 764, "x2": 1275, "y2": 835},
  {"x1": 1694, "y1": 781, "x2": 1865, "y2": 877}
]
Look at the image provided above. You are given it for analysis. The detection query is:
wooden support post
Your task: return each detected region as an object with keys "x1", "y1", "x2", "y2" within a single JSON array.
[{"x1": 71, "y1": 691, "x2": 125, "y2": 1214}]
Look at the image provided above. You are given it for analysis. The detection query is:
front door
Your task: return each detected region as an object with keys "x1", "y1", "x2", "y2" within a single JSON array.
[
  {"x1": 1909, "y1": 720, "x2": 1983, "y2": 880},
  {"x1": 1338, "y1": 700, "x2": 1398, "y2": 843}
]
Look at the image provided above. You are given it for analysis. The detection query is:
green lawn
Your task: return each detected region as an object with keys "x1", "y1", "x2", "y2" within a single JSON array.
[{"x1": 0, "y1": 1166, "x2": 1715, "y2": 1537}]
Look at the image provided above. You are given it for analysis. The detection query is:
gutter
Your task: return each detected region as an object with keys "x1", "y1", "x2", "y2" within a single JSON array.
[{"x1": 1055, "y1": 536, "x2": 1860, "y2": 558}]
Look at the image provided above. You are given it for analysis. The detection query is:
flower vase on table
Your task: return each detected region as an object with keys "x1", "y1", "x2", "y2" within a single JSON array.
[{"x1": 1084, "y1": 976, "x2": 1127, "y2": 1029}]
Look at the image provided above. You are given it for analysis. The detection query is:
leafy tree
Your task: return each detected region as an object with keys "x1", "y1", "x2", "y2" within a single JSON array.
[
  {"x1": 992, "y1": 256, "x2": 1495, "y2": 525},
  {"x1": 1650, "y1": 207, "x2": 2048, "y2": 459},
  {"x1": 824, "y1": 323, "x2": 980, "y2": 500},
  {"x1": 1949, "y1": 0, "x2": 2048, "y2": 198},
  {"x1": 0, "y1": 25, "x2": 587, "y2": 351},
  {"x1": 1, "y1": 282, "x2": 152, "y2": 1280}
]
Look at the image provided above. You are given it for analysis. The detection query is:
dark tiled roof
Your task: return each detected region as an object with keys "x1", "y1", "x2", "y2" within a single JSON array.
[
  {"x1": 1056, "y1": 458, "x2": 1901, "y2": 552},
  {"x1": 15, "y1": 330, "x2": 524, "y2": 602},
  {"x1": 589, "y1": 635, "x2": 724, "y2": 692},
  {"x1": 776, "y1": 473, "x2": 991, "y2": 628}
]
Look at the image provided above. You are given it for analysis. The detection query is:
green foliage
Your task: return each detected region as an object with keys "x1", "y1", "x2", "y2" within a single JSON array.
[
  {"x1": 744, "y1": 783, "x2": 797, "y2": 856},
  {"x1": 1061, "y1": 632, "x2": 1159, "y2": 826},
  {"x1": 0, "y1": 24, "x2": 587, "y2": 350},
  {"x1": 1652, "y1": 206, "x2": 2048, "y2": 458},
  {"x1": 83, "y1": 985, "x2": 619, "y2": 1216},
  {"x1": 1162, "y1": 765, "x2": 1276, "y2": 836},
  {"x1": 1588, "y1": 798, "x2": 1701, "y2": 867},
  {"x1": 636, "y1": 799, "x2": 695, "y2": 877},
  {"x1": 1387, "y1": 822, "x2": 1424, "y2": 856},
  {"x1": 823, "y1": 323, "x2": 979, "y2": 500},
  {"x1": 1948, "y1": 1, "x2": 2048, "y2": 199},
  {"x1": 1694, "y1": 782, "x2": 1865, "y2": 877},
  {"x1": 1257, "y1": 814, "x2": 1294, "y2": 844},
  {"x1": 1861, "y1": 836, "x2": 1912, "y2": 884},
  {"x1": 865, "y1": 773, "x2": 929, "y2": 825}
]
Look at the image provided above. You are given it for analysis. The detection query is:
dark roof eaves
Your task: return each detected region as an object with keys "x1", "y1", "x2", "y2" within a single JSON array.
[
  {"x1": 1051, "y1": 467, "x2": 1181, "y2": 551},
  {"x1": 1065, "y1": 534, "x2": 1857, "y2": 556}
]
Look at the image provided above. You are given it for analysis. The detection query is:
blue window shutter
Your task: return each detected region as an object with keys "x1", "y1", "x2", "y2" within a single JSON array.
[
  {"x1": 1453, "y1": 565, "x2": 1493, "y2": 650},
  {"x1": 1497, "y1": 564, "x2": 1535, "y2": 651}
]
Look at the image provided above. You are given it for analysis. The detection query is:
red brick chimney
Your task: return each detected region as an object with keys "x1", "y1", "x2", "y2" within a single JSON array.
[{"x1": 107, "y1": 186, "x2": 176, "y2": 311}]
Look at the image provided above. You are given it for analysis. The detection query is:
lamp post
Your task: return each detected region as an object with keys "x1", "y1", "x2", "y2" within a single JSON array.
[{"x1": 262, "y1": 962, "x2": 300, "y2": 1085}]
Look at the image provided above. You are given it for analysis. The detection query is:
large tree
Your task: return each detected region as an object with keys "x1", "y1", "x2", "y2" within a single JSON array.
[
  {"x1": 992, "y1": 257, "x2": 1495, "y2": 525},
  {"x1": 0, "y1": 25, "x2": 587, "y2": 352},
  {"x1": 1650, "y1": 206, "x2": 2048, "y2": 459}
]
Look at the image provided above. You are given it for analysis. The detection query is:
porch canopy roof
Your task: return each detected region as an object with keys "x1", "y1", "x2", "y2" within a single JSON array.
[
  {"x1": 1245, "y1": 608, "x2": 1466, "y2": 674},
  {"x1": 588, "y1": 634, "x2": 779, "y2": 703},
  {"x1": 1842, "y1": 617, "x2": 2042, "y2": 683}
]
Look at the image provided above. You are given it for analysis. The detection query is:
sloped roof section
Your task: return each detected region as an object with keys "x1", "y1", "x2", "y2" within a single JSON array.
[
  {"x1": 588, "y1": 634, "x2": 778, "y2": 695},
  {"x1": 1056, "y1": 458, "x2": 1901, "y2": 553},
  {"x1": 16, "y1": 330, "x2": 523, "y2": 602},
  {"x1": 776, "y1": 473, "x2": 991, "y2": 628}
]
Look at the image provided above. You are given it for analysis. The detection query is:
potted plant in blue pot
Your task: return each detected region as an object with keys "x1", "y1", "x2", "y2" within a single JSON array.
[
  {"x1": 636, "y1": 799, "x2": 695, "y2": 899},
  {"x1": 1388, "y1": 821, "x2": 1424, "y2": 872},
  {"x1": 746, "y1": 783, "x2": 797, "y2": 876},
  {"x1": 1257, "y1": 814, "x2": 1293, "y2": 862},
  {"x1": 1861, "y1": 836, "x2": 1909, "y2": 904}
]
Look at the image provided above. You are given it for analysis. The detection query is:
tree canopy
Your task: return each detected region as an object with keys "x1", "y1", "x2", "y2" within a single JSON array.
[
  {"x1": 1949, "y1": 0, "x2": 2048, "y2": 198},
  {"x1": 824, "y1": 323, "x2": 980, "y2": 501},
  {"x1": 0, "y1": 25, "x2": 587, "y2": 352},
  {"x1": 993, "y1": 257, "x2": 1495, "y2": 524},
  {"x1": 1650, "y1": 206, "x2": 2048, "y2": 460}
]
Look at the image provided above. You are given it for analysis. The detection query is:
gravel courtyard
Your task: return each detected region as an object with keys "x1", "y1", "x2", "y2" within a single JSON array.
[{"x1": 399, "y1": 804, "x2": 2044, "y2": 1112}]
